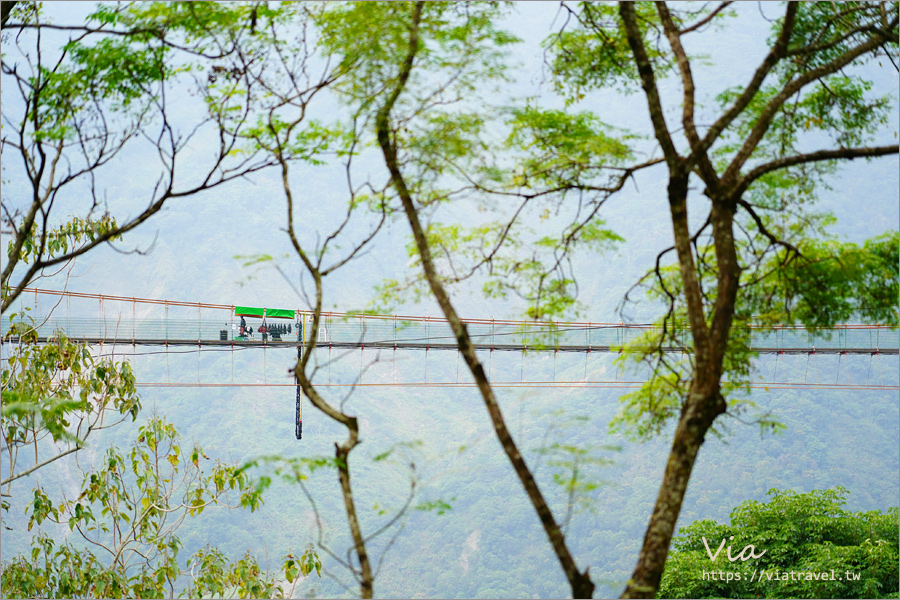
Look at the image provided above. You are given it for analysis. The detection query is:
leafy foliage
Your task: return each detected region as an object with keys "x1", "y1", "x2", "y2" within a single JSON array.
[
  {"x1": 7, "y1": 216, "x2": 122, "y2": 266},
  {"x1": 0, "y1": 417, "x2": 291, "y2": 599},
  {"x1": 659, "y1": 488, "x2": 900, "y2": 599},
  {"x1": 612, "y1": 229, "x2": 899, "y2": 441},
  {"x1": 548, "y1": 1, "x2": 676, "y2": 101},
  {"x1": 2, "y1": 315, "x2": 140, "y2": 488},
  {"x1": 298, "y1": 543, "x2": 323, "y2": 579}
]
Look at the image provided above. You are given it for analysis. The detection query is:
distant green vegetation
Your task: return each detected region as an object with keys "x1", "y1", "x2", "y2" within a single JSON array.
[{"x1": 660, "y1": 488, "x2": 899, "y2": 599}]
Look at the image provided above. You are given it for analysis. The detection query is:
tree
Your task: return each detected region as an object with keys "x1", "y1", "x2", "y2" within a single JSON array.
[
  {"x1": 302, "y1": 1, "x2": 899, "y2": 597},
  {"x1": 1, "y1": 1, "x2": 280, "y2": 313},
  {"x1": 472, "y1": 2, "x2": 900, "y2": 596},
  {"x1": 1, "y1": 0, "x2": 320, "y2": 497},
  {"x1": 659, "y1": 488, "x2": 899, "y2": 599},
  {"x1": 0, "y1": 0, "x2": 290, "y2": 536},
  {"x1": 315, "y1": 2, "x2": 609, "y2": 597},
  {"x1": 375, "y1": 8, "x2": 598, "y2": 600},
  {"x1": 0, "y1": 416, "x2": 295, "y2": 599},
  {"x1": 1, "y1": 321, "x2": 139, "y2": 493},
  {"x1": 0, "y1": 5, "x2": 325, "y2": 597},
  {"x1": 188, "y1": 4, "x2": 431, "y2": 596}
]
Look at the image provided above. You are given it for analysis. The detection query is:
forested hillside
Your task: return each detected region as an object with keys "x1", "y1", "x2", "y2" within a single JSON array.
[{"x1": 2, "y1": 2, "x2": 898, "y2": 599}]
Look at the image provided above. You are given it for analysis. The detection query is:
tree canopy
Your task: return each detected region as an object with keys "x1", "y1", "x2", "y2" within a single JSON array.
[{"x1": 659, "y1": 488, "x2": 899, "y2": 599}]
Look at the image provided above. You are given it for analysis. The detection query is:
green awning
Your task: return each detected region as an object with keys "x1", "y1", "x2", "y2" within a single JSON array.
[{"x1": 234, "y1": 306, "x2": 295, "y2": 319}]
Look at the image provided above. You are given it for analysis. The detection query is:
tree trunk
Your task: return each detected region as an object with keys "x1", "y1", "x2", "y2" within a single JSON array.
[
  {"x1": 623, "y1": 172, "x2": 739, "y2": 597},
  {"x1": 373, "y1": 3, "x2": 594, "y2": 597},
  {"x1": 294, "y1": 274, "x2": 375, "y2": 599},
  {"x1": 621, "y1": 386, "x2": 726, "y2": 598},
  {"x1": 336, "y1": 440, "x2": 373, "y2": 599}
]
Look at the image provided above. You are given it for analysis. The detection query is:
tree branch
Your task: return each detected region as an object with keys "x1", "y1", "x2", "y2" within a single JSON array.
[
  {"x1": 619, "y1": 2, "x2": 681, "y2": 168},
  {"x1": 656, "y1": 2, "x2": 721, "y2": 190},
  {"x1": 723, "y1": 29, "x2": 893, "y2": 185},
  {"x1": 376, "y1": 2, "x2": 594, "y2": 597},
  {"x1": 680, "y1": 2, "x2": 733, "y2": 35},
  {"x1": 0, "y1": 444, "x2": 80, "y2": 487},
  {"x1": 691, "y1": 3, "x2": 797, "y2": 163},
  {"x1": 735, "y1": 144, "x2": 900, "y2": 198}
]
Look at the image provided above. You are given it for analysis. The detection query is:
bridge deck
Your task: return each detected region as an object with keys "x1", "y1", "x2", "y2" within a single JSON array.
[{"x1": 3, "y1": 317, "x2": 897, "y2": 355}]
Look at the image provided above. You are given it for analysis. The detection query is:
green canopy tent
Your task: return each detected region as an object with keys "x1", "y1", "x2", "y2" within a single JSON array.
[{"x1": 234, "y1": 306, "x2": 295, "y2": 319}]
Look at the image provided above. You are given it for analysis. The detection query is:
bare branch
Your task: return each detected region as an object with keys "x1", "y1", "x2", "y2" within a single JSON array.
[
  {"x1": 680, "y1": 2, "x2": 733, "y2": 35},
  {"x1": 0, "y1": 444, "x2": 79, "y2": 486},
  {"x1": 735, "y1": 144, "x2": 899, "y2": 198}
]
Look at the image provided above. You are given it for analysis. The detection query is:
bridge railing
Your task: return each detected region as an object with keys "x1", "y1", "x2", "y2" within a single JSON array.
[
  {"x1": 0, "y1": 317, "x2": 246, "y2": 343},
  {"x1": 3, "y1": 316, "x2": 897, "y2": 353}
]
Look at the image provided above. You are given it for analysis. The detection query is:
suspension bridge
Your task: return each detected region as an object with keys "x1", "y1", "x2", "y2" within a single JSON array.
[
  {"x1": 2, "y1": 287, "x2": 897, "y2": 394},
  {"x1": 4, "y1": 288, "x2": 898, "y2": 356},
  {"x1": 4, "y1": 288, "x2": 897, "y2": 440}
]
